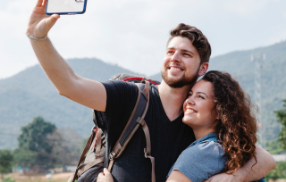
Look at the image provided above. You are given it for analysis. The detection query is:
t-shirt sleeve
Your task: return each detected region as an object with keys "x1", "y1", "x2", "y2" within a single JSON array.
[
  {"x1": 95, "y1": 80, "x2": 139, "y2": 147},
  {"x1": 168, "y1": 142, "x2": 226, "y2": 182}
]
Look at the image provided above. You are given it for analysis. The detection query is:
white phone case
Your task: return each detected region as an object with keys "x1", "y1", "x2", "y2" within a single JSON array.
[{"x1": 46, "y1": 0, "x2": 87, "y2": 15}]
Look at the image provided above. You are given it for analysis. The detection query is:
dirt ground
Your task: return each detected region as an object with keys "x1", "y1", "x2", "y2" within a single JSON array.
[{"x1": 2, "y1": 172, "x2": 74, "y2": 182}]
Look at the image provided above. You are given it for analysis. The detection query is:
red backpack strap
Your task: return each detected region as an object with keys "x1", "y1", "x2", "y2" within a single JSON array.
[{"x1": 122, "y1": 77, "x2": 159, "y2": 85}]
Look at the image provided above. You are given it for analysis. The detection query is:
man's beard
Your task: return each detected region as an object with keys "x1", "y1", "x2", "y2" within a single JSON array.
[{"x1": 161, "y1": 68, "x2": 199, "y2": 88}]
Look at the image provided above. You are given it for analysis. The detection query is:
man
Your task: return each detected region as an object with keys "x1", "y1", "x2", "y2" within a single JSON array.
[{"x1": 26, "y1": 0, "x2": 275, "y2": 181}]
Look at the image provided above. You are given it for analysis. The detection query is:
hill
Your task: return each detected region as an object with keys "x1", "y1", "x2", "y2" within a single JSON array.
[
  {"x1": 1, "y1": 41, "x2": 286, "y2": 149},
  {"x1": 0, "y1": 58, "x2": 143, "y2": 149}
]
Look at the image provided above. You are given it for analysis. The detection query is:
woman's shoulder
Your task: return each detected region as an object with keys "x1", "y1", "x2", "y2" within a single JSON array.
[{"x1": 183, "y1": 133, "x2": 225, "y2": 160}]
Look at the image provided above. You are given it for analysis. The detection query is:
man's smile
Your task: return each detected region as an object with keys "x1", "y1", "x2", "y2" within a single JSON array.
[{"x1": 167, "y1": 65, "x2": 184, "y2": 74}]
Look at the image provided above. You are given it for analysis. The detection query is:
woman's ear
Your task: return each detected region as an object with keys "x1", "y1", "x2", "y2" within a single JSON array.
[
  {"x1": 198, "y1": 62, "x2": 209, "y2": 76},
  {"x1": 215, "y1": 113, "x2": 219, "y2": 120},
  {"x1": 211, "y1": 106, "x2": 220, "y2": 123}
]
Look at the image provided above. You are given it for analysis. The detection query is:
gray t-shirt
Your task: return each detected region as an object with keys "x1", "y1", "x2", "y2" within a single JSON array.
[{"x1": 167, "y1": 133, "x2": 226, "y2": 182}]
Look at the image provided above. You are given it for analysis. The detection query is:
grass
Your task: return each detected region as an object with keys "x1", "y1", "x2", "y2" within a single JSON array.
[{"x1": 1, "y1": 173, "x2": 73, "y2": 182}]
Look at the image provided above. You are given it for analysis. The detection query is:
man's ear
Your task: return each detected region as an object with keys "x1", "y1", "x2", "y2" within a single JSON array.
[{"x1": 198, "y1": 62, "x2": 209, "y2": 76}]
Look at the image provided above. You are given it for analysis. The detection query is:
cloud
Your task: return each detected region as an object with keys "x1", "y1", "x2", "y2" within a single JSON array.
[
  {"x1": 0, "y1": 0, "x2": 37, "y2": 78},
  {"x1": 224, "y1": 0, "x2": 269, "y2": 16}
]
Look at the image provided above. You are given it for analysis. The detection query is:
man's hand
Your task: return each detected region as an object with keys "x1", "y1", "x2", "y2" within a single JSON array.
[
  {"x1": 204, "y1": 173, "x2": 242, "y2": 182},
  {"x1": 97, "y1": 168, "x2": 114, "y2": 182},
  {"x1": 205, "y1": 146, "x2": 275, "y2": 182},
  {"x1": 27, "y1": 0, "x2": 60, "y2": 38},
  {"x1": 26, "y1": 0, "x2": 107, "y2": 112}
]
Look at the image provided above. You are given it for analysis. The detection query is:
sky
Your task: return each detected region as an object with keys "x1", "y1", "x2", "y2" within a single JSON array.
[{"x1": 0, "y1": 0, "x2": 286, "y2": 79}]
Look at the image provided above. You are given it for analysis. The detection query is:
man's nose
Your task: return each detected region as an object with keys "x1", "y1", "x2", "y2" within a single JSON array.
[{"x1": 170, "y1": 51, "x2": 181, "y2": 62}]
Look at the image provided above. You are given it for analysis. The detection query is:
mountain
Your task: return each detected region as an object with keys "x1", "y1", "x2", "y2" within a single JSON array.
[
  {"x1": 0, "y1": 58, "x2": 143, "y2": 149},
  {"x1": 209, "y1": 42, "x2": 286, "y2": 143},
  {"x1": 1, "y1": 41, "x2": 286, "y2": 149}
]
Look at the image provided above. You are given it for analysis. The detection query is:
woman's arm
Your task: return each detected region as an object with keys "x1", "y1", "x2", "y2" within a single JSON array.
[
  {"x1": 166, "y1": 170, "x2": 192, "y2": 182},
  {"x1": 205, "y1": 146, "x2": 276, "y2": 182}
]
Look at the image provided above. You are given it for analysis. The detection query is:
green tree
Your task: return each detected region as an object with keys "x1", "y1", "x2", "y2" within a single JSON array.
[
  {"x1": 13, "y1": 148, "x2": 37, "y2": 169},
  {"x1": 49, "y1": 129, "x2": 83, "y2": 167},
  {"x1": 274, "y1": 99, "x2": 286, "y2": 150},
  {"x1": 0, "y1": 150, "x2": 13, "y2": 180},
  {"x1": 14, "y1": 117, "x2": 56, "y2": 172},
  {"x1": 266, "y1": 140, "x2": 284, "y2": 154}
]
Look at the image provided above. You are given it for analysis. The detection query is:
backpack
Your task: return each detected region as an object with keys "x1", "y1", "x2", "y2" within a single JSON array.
[{"x1": 68, "y1": 74, "x2": 160, "y2": 182}]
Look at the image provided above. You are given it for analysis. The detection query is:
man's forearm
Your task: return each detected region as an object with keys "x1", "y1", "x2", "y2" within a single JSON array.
[
  {"x1": 27, "y1": 0, "x2": 107, "y2": 111},
  {"x1": 235, "y1": 145, "x2": 276, "y2": 181},
  {"x1": 30, "y1": 38, "x2": 78, "y2": 96}
]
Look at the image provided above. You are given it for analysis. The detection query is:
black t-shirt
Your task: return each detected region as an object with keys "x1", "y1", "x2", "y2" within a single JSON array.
[{"x1": 97, "y1": 81, "x2": 195, "y2": 182}]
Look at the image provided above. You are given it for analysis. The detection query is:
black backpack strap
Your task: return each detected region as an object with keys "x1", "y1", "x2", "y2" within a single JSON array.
[
  {"x1": 108, "y1": 81, "x2": 156, "y2": 182},
  {"x1": 136, "y1": 81, "x2": 155, "y2": 182}
]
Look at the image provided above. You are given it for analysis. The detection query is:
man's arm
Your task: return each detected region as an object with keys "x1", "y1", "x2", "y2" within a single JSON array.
[
  {"x1": 166, "y1": 170, "x2": 192, "y2": 182},
  {"x1": 27, "y1": 0, "x2": 106, "y2": 111},
  {"x1": 206, "y1": 146, "x2": 276, "y2": 182}
]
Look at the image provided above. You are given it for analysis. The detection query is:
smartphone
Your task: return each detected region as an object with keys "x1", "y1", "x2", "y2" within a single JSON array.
[{"x1": 46, "y1": 0, "x2": 87, "y2": 15}]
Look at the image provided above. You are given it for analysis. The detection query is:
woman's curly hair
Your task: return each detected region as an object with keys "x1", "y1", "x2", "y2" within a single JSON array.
[{"x1": 201, "y1": 70, "x2": 257, "y2": 173}]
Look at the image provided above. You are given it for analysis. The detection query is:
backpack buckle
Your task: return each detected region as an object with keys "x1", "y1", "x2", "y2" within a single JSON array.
[
  {"x1": 144, "y1": 148, "x2": 149, "y2": 158},
  {"x1": 91, "y1": 126, "x2": 98, "y2": 132},
  {"x1": 109, "y1": 151, "x2": 115, "y2": 160},
  {"x1": 110, "y1": 150, "x2": 120, "y2": 160}
]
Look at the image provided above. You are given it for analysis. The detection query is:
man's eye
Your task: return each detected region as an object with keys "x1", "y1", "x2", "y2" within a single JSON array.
[{"x1": 167, "y1": 51, "x2": 174, "y2": 55}]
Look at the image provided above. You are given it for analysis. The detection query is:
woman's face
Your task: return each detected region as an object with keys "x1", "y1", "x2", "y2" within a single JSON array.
[{"x1": 182, "y1": 80, "x2": 218, "y2": 133}]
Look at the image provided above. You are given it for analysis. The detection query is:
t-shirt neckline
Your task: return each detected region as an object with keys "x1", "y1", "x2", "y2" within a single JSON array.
[
  {"x1": 191, "y1": 133, "x2": 218, "y2": 146},
  {"x1": 153, "y1": 84, "x2": 184, "y2": 124}
]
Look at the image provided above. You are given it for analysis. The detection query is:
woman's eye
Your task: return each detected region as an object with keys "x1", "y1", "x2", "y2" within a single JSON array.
[{"x1": 198, "y1": 95, "x2": 205, "y2": 99}]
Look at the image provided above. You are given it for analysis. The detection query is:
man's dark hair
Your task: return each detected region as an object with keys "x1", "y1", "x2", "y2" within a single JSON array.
[{"x1": 168, "y1": 23, "x2": 211, "y2": 63}]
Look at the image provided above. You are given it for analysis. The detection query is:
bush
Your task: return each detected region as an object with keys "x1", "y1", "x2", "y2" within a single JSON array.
[
  {"x1": 265, "y1": 161, "x2": 286, "y2": 181},
  {"x1": 3, "y1": 178, "x2": 16, "y2": 182},
  {"x1": 266, "y1": 140, "x2": 285, "y2": 154}
]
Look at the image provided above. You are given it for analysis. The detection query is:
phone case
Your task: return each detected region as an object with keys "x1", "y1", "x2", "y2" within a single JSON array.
[{"x1": 46, "y1": 0, "x2": 87, "y2": 15}]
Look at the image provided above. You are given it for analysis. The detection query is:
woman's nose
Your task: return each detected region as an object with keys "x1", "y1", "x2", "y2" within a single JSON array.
[{"x1": 186, "y1": 96, "x2": 195, "y2": 105}]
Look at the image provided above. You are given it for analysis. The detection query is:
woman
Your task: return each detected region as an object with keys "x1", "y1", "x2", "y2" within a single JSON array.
[{"x1": 97, "y1": 70, "x2": 258, "y2": 182}]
